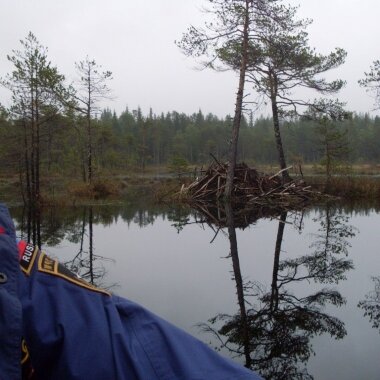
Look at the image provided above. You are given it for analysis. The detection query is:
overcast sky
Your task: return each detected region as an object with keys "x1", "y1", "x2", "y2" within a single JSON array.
[{"x1": 0, "y1": 0, "x2": 379, "y2": 118}]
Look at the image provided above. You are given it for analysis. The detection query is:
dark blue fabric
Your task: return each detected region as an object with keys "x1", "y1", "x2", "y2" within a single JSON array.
[
  {"x1": 0, "y1": 204, "x2": 262, "y2": 380},
  {"x1": 0, "y1": 205, "x2": 22, "y2": 380}
]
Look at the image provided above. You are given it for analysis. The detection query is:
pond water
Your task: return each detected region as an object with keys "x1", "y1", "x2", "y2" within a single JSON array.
[{"x1": 9, "y1": 201, "x2": 380, "y2": 380}]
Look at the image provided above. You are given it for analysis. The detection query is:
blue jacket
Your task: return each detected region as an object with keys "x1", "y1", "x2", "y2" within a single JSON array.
[{"x1": 0, "y1": 204, "x2": 261, "y2": 380}]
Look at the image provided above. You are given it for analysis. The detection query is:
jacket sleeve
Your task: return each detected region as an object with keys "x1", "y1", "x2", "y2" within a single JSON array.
[
  {"x1": 15, "y1": 216, "x2": 262, "y2": 379},
  {"x1": 0, "y1": 204, "x2": 22, "y2": 380}
]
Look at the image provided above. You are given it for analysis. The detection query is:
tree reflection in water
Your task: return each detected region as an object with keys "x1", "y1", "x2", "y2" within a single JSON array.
[
  {"x1": 192, "y1": 202, "x2": 355, "y2": 379},
  {"x1": 358, "y1": 276, "x2": 380, "y2": 331},
  {"x1": 63, "y1": 206, "x2": 114, "y2": 287},
  {"x1": 11, "y1": 200, "x2": 360, "y2": 377},
  {"x1": 16, "y1": 204, "x2": 114, "y2": 288},
  {"x1": 13, "y1": 201, "x2": 192, "y2": 288},
  {"x1": 19, "y1": 202, "x2": 42, "y2": 248}
]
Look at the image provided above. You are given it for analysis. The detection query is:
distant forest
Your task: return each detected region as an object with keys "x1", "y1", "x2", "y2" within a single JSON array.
[{"x1": 0, "y1": 106, "x2": 379, "y2": 178}]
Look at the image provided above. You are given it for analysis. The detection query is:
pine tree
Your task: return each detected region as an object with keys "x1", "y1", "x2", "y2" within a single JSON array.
[
  {"x1": 359, "y1": 60, "x2": 380, "y2": 110},
  {"x1": 1, "y1": 32, "x2": 66, "y2": 205}
]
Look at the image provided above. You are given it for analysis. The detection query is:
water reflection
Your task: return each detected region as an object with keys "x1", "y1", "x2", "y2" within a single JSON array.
[
  {"x1": 15, "y1": 205, "x2": 112, "y2": 287},
  {"x1": 19, "y1": 203, "x2": 42, "y2": 248},
  {"x1": 358, "y1": 276, "x2": 380, "y2": 332},
  {"x1": 62, "y1": 206, "x2": 114, "y2": 287},
  {"x1": 10, "y1": 200, "x2": 373, "y2": 378},
  {"x1": 189, "y1": 202, "x2": 356, "y2": 379},
  {"x1": 12, "y1": 202, "x2": 192, "y2": 244},
  {"x1": 224, "y1": 201, "x2": 252, "y2": 368},
  {"x1": 12, "y1": 202, "x2": 194, "y2": 288}
]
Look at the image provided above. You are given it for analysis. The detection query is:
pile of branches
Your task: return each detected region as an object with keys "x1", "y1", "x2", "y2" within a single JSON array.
[{"x1": 180, "y1": 162, "x2": 323, "y2": 207}]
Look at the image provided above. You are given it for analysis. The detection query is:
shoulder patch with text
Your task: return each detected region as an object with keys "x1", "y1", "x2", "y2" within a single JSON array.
[
  {"x1": 20, "y1": 243, "x2": 39, "y2": 275},
  {"x1": 38, "y1": 252, "x2": 110, "y2": 295}
]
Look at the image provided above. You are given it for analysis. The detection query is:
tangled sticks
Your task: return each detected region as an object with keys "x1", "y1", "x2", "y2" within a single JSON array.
[{"x1": 180, "y1": 162, "x2": 321, "y2": 207}]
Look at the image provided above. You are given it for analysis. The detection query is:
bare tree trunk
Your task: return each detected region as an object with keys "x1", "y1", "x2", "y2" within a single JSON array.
[
  {"x1": 30, "y1": 87, "x2": 36, "y2": 205},
  {"x1": 26, "y1": 203, "x2": 32, "y2": 243},
  {"x1": 19, "y1": 159, "x2": 26, "y2": 205},
  {"x1": 47, "y1": 123, "x2": 53, "y2": 172},
  {"x1": 142, "y1": 122, "x2": 146, "y2": 173},
  {"x1": 224, "y1": 0, "x2": 251, "y2": 199},
  {"x1": 36, "y1": 205, "x2": 41, "y2": 249},
  {"x1": 23, "y1": 120, "x2": 32, "y2": 205},
  {"x1": 87, "y1": 67, "x2": 93, "y2": 184},
  {"x1": 35, "y1": 94, "x2": 40, "y2": 204},
  {"x1": 80, "y1": 135, "x2": 87, "y2": 182},
  {"x1": 270, "y1": 77, "x2": 291, "y2": 183},
  {"x1": 87, "y1": 112, "x2": 92, "y2": 184}
]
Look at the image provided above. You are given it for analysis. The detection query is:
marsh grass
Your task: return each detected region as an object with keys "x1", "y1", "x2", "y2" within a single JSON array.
[
  {"x1": 68, "y1": 179, "x2": 120, "y2": 200},
  {"x1": 3, "y1": 169, "x2": 380, "y2": 206},
  {"x1": 306, "y1": 175, "x2": 380, "y2": 200}
]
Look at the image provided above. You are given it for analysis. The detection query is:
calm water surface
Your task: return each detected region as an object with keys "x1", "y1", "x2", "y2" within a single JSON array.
[{"x1": 10, "y1": 202, "x2": 380, "y2": 380}]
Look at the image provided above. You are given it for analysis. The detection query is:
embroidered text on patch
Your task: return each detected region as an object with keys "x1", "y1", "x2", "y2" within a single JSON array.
[
  {"x1": 38, "y1": 252, "x2": 110, "y2": 295},
  {"x1": 20, "y1": 243, "x2": 38, "y2": 275}
]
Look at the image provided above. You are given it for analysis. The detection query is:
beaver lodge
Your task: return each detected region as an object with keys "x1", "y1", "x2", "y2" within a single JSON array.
[{"x1": 179, "y1": 161, "x2": 323, "y2": 208}]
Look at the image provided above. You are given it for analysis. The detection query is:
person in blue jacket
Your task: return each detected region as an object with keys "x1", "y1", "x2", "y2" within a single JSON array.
[{"x1": 0, "y1": 204, "x2": 262, "y2": 380}]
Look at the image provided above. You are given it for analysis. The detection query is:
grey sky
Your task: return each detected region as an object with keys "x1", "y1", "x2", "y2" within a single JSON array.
[{"x1": 0, "y1": 0, "x2": 379, "y2": 118}]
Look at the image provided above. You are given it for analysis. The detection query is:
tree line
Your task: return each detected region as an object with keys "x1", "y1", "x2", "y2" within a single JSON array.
[{"x1": 1, "y1": 102, "x2": 380, "y2": 175}]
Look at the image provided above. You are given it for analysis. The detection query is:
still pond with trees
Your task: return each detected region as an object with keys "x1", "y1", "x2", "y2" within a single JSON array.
[
  {"x1": 1, "y1": 0, "x2": 380, "y2": 379},
  {"x1": 8, "y1": 200, "x2": 380, "y2": 379}
]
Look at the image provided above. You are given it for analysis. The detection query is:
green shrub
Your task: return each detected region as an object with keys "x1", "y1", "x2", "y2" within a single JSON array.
[{"x1": 168, "y1": 156, "x2": 189, "y2": 176}]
